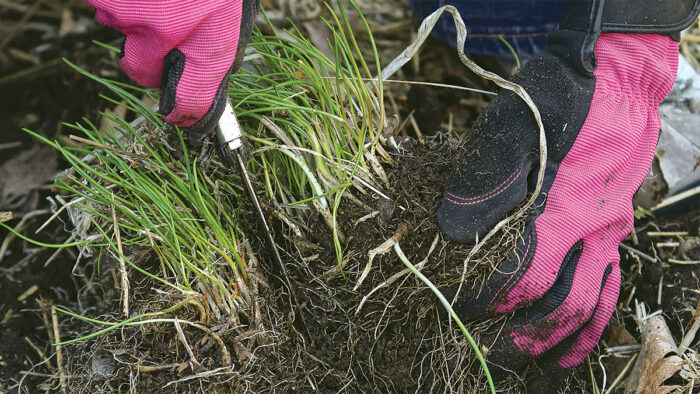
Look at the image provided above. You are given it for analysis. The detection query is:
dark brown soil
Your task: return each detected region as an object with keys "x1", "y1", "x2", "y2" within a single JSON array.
[
  {"x1": 0, "y1": 2, "x2": 125, "y2": 390},
  {"x1": 4, "y1": 102, "x2": 698, "y2": 393},
  {"x1": 621, "y1": 213, "x2": 700, "y2": 342},
  {"x1": 1, "y1": 3, "x2": 124, "y2": 162},
  {"x1": 286, "y1": 139, "x2": 468, "y2": 392},
  {"x1": 0, "y1": 224, "x2": 81, "y2": 391},
  {"x1": 223, "y1": 137, "x2": 525, "y2": 392}
]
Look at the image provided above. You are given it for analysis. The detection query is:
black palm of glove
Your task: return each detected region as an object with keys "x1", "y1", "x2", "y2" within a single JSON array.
[{"x1": 438, "y1": 46, "x2": 590, "y2": 243}]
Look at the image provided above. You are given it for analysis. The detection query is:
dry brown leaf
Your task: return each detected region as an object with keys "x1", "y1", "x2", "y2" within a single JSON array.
[
  {"x1": 0, "y1": 145, "x2": 57, "y2": 208},
  {"x1": 626, "y1": 315, "x2": 683, "y2": 394}
]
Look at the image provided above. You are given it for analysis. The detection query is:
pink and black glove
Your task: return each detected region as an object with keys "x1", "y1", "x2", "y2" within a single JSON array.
[
  {"x1": 439, "y1": 0, "x2": 700, "y2": 388},
  {"x1": 86, "y1": 0, "x2": 260, "y2": 136}
]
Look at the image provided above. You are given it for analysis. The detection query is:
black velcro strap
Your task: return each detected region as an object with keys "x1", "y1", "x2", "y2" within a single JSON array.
[
  {"x1": 119, "y1": 36, "x2": 126, "y2": 59},
  {"x1": 556, "y1": 0, "x2": 606, "y2": 73},
  {"x1": 601, "y1": 0, "x2": 700, "y2": 34}
]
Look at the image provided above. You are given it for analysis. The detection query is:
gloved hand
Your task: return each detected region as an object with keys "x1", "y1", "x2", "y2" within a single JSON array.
[
  {"x1": 439, "y1": 15, "x2": 681, "y2": 391},
  {"x1": 86, "y1": 0, "x2": 260, "y2": 136}
]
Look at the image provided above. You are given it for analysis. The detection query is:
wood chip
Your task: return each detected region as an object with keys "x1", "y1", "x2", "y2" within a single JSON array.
[{"x1": 17, "y1": 284, "x2": 38, "y2": 302}]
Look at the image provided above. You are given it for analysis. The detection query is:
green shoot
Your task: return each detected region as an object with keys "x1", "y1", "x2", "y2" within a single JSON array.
[{"x1": 394, "y1": 243, "x2": 496, "y2": 394}]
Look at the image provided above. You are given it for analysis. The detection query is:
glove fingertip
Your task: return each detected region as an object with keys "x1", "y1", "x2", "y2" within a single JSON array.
[
  {"x1": 160, "y1": 64, "x2": 232, "y2": 145},
  {"x1": 119, "y1": 36, "x2": 166, "y2": 88}
]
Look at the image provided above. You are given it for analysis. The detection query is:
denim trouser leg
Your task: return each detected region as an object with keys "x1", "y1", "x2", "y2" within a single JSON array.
[{"x1": 408, "y1": 0, "x2": 569, "y2": 57}]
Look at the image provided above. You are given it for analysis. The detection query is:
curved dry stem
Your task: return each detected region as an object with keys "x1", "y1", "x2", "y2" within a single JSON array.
[{"x1": 377, "y1": 6, "x2": 546, "y2": 304}]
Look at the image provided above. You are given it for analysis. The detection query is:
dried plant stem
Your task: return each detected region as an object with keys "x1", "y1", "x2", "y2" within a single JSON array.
[
  {"x1": 603, "y1": 353, "x2": 638, "y2": 394},
  {"x1": 174, "y1": 318, "x2": 201, "y2": 369},
  {"x1": 651, "y1": 184, "x2": 700, "y2": 211},
  {"x1": 51, "y1": 307, "x2": 67, "y2": 394},
  {"x1": 111, "y1": 199, "x2": 129, "y2": 318},
  {"x1": 679, "y1": 300, "x2": 700, "y2": 354},
  {"x1": 142, "y1": 318, "x2": 231, "y2": 367},
  {"x1": 668, "y1": 259, "x2": 700, "y2": 265},
  {"x1": 375, "y1": 5, "x2": 546, "y2": 304},
  {"x1": 138, "y1": 363, "x2": 187, "y2": 373}
]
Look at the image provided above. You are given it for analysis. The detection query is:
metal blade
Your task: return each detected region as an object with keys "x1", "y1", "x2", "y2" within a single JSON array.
[
  {"x1": 234, "y1": 152, "x2": 306, "y2": 331},
  {"x1": 234, "y1": 151, "x2": 284, "y2": 273},
  {"x1": 216, "y1": 97, "x2": 306, "y2": 333}
]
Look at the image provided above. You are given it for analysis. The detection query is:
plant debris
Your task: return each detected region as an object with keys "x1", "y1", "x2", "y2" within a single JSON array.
[{"x1": 626, "y1": 313, "x2": 683, "y2": 393}]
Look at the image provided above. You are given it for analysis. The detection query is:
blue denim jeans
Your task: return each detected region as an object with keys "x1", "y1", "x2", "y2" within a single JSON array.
[{"x1": 408, "y1": 0, "x2": 568, "y2": 57}]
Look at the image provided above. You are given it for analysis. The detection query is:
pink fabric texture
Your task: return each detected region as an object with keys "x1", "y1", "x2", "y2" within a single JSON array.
[
  {"x1": 499, "y1": 33, "x2": 678, "y2": 367},
  {"x1": 86, "y1": 0, "x2": 243, "y2": 127}
]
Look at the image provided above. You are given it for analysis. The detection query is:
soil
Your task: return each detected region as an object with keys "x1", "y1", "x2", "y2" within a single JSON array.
[
  {"x1": 3, "y1": 83, "x2": 698, "y2": 393},
  {"x1": 207, "y1": 136, "x2": 524, "y2": 392},
  {"x1": 280, "y1": 140, "x2": 471, "y2": 392},
  {"x1": 2, "y1": 2, "x2": 699, "y2": 393},
  {"x1": 0, "y1": 1, "x2": 124, "y2": 391},
  {"x1": 42, "y1": 135, "x2": 691, "y2": 393},
  {"x1": 0, "y1": 225, "x2": 81, "y2": 391},
  {"x1": 621, "y1": 214, "x2": 700, "y2": 341}
]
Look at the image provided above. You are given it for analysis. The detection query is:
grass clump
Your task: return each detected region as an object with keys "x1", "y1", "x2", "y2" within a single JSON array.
[
  {"x1": 17, "y1": 0, "x2": 391, "y2": 326},
  {"x1": 230, "y1": 3, "x2": 391, "y2": 268},
  {"x1": 10, "y1": 2, "x2": 507, "y2": 391}
]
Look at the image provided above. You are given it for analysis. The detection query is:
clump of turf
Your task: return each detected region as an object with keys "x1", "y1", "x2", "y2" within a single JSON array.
[{"x1": 13, "y1": 2, "x2": 536, "y2": 392}]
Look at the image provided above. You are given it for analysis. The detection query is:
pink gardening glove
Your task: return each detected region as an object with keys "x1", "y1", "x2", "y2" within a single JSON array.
[
  {"x1": 86, "y1": 0, "x2": 259, "y2": 135},
  {"x1": 441, "y1": 32, "x2": 678, "y2": 386}
]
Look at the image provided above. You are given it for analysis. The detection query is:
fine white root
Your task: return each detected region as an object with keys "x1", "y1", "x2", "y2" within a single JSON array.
[
  {"x1": 354, "y1": 224, "x2": 408, "y2": 291},
  {"x1": 356, "y1": 233, "x2": 439, "y2": 314},
  {"x1": 355, "y1": 211, "x2": 380, "y2": 225},
  {"x1": 137, "y1": 318, "x2": 232, "y2": 368},
  {"x1": 174, "y1": 318, "x2": 202, "y2": 370}
]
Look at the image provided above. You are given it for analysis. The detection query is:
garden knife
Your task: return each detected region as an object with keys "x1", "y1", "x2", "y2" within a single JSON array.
[{"x1": 215, "y1": 98, "x2": 305, "y2": 329}]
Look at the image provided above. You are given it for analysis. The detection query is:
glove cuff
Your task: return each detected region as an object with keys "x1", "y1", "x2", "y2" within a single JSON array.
[
  {"x1": 560, "y1": 0, "x2": 700, "y2": 34},
  {"x1": 556, "y1": 0, "x2": 700, "y2": 72}
]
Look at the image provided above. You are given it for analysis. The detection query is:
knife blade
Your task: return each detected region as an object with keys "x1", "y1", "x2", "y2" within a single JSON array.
[{"x1": 215, "y1": 98, "x2": 306, "y2": 330}]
